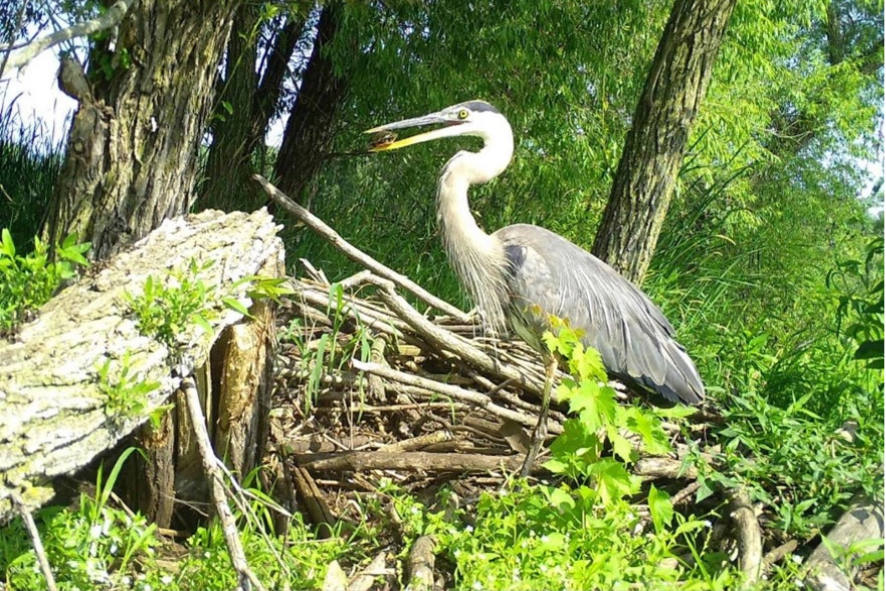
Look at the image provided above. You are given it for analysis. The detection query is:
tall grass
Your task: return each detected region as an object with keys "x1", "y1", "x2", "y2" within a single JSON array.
[{"x1": 0, "y1": 91, "x2": 67, "y2": 252}]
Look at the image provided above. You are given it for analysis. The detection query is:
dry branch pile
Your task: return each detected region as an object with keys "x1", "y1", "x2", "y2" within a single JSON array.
[{"x1": 255, "y1": 176, "x2": 882, "y2": 591}]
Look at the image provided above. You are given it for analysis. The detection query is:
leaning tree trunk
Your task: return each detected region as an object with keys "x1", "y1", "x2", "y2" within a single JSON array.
[
  {"x1": 45, "y1": 0, "x2": 242, "y2": 260},
  {"x1": 591, "y1": 0, "x2": 737, "y2": 284},
  {"x1": 273, "y1": 3, "x2": 349, "y2": 207}
]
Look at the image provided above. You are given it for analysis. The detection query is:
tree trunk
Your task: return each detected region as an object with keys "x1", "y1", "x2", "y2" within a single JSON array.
[
  {"x1": 273, "y1": 3, "x2": 348, "y2": 206},
  {"x1": 591, "y1": 0, "x2": 737, "y2": 284},
  {"x1": 200, "y1": 6, "x2": 308, "y2": 213},
  {"x1": 45, "y1": 0, "x2": 242, "y2": 260}
]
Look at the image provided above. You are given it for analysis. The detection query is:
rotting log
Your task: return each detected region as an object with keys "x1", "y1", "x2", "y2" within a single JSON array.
[{"x1": 0, "y1": 209, "x2": 284, "y2": 525}]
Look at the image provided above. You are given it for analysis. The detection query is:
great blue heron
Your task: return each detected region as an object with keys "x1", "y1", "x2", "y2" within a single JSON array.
[{"x1": 366, "y1": 100, "x2": 704, "y2": 475}]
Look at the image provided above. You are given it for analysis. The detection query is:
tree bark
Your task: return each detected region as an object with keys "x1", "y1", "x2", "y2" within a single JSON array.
[
  {"x1": 0, "y1": 209, "x2": 283, "y2": 525},
  {"x1": 591, "y1": 0, "x2": 737, "y2": 284},
  {"x1": 45, "y1": 0, "x2": 242, "y2": 260},
  {"x1": 273, "y1": 3, "x2": 349, "y2": 207},
  {"x1": 200, "y1": 6, "x2": 308, "y2": 212}
]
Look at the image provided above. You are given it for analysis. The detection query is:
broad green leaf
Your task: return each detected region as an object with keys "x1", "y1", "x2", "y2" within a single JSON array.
[{"x1": 648, "y1": 484, "x2": 674, "y2": 535}]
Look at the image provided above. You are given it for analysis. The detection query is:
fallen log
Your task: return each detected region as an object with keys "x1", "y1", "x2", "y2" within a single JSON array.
[{"x1": 0, "y1": 209, "x2": 284, "y2": 524}]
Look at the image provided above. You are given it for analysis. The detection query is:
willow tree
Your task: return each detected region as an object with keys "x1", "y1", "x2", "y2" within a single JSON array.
[
  {"x1": 39, "y1": 0, "x2": 244, "y2": 260},
  {"x1": 591, "y1": 0, "x2": 738, "y2": 284}
]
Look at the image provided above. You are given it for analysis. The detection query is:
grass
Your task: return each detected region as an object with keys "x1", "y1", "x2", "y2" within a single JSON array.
[{"x1": 0, "y1": 92, "x2": 67, "y2": 251}]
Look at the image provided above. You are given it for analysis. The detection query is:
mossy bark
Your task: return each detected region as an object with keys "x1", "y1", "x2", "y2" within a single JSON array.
[
  {"x1": 45, "y1": 0, "x2": 242, "y2": 260},
  {"x1": 591, "y1": 0, "x2": 737, "y2": 284}
]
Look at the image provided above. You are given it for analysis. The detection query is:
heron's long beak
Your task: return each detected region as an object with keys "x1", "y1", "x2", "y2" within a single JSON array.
[{"x1": 364, "y1": 112, "x2": 466, "y2": 152}]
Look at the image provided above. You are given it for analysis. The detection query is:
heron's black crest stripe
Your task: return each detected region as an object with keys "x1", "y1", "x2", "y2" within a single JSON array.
[{"x1": 460, "y1": 100, "x2": 500, "y2": 114}]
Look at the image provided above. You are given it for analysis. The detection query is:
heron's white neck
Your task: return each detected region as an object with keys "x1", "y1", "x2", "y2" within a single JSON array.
[{"x1": 437, "y1": 129, "x2": 514, "y2": 332}]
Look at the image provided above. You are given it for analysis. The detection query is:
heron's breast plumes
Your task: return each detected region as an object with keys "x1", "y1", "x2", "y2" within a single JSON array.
[{"x1": 437, "y1": 159, "x2": 510, "y2": 334}]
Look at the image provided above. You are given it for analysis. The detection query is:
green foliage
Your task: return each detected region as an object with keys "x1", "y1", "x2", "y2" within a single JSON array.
[
  {"x1": 0, "y1": 458, "x2": 348, "y2": 591},
  {"x1": 124, "y1": 259, "x2": 217, "y2": 350},
  {"x1": 125, "y1": 259, "x2": 293, "y2": 351},
  {"x1": 0, "y1": 229, "x2": 90, "y2": 332},
  {"x1": 97, "y1": 353, "x2": 162, "y2": 426},
  {"x1": 1, "y1": 449, "x2": 161, "y2": 591},
  {"x1": 279, "y1": 282, "x2": 374, "y2": 413},
  {"x1": 697, "y1": 238, "x2": 885, "y2": 537},
  {"x1": 0, "y1": 93, "x2": 66, "y2": 250},
  {"x1": 541, "y1": 318, "x2": 671, "y2": 504},
  {"x1": 382, "y1": 478, "x2": 738, "y2": 590}
]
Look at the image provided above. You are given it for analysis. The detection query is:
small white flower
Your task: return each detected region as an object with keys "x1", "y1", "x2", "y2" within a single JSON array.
[
  {"x1": 792, "y1": 554, "x2": 803, "y2": 564},
  {"x1": 204, "y1": 551, "x2": 211, "y2": 559},
  {"x1": 410, "y1": 505, "x2": 420, "y2": 514},
  {"x1": 702, "y1": 520, "x2": 712, "y2": 528},
  {"x1": 109, "y1": 542, "x2": 118, "y2": 555},
  {"x1": 794, "y1": 579, "x2": 804, "y2": 588},
  {"x1": 454, "y1": 549, "x2": 461, "y2": 558},
  {"x1": 161, "y1": 575, "x2": 173, "y2": 585},
  {"x1": 465, "y1": 525, "x2": 474, "y2": 533},
  {"x1": 89, "y1": 524, "x2": 103, "y2": 539},
  {"x1": 472, "y1": 581, "x2": 483, "y2": 590}
]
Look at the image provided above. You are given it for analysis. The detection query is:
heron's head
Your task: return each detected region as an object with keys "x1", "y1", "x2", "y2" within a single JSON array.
[{"x1": 365, "y1": 100, "x2": 511, "y2": 152}]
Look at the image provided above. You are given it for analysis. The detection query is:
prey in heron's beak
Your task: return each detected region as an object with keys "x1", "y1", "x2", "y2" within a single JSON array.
[{"x1": 364, "y1": 111, "x2": 467, "y2": 152}]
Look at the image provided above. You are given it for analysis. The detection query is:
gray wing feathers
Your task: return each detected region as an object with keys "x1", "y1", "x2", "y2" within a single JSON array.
[{"x1": 496, "y1": 224, "x2": 704, "y2": 404}]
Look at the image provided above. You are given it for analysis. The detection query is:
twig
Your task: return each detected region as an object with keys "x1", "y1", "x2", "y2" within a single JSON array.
[
  {"x1": 182, "y1": 376, "x2": 268, "y2": 591},
  {"x1": 671, "y1": 481, "x2": 702, "y2": 506},
  {"x1": 291, "y1": 466, "x2": 336, "y2": 539},
  {"x1": 378, "y1": 430, "x2": 453, "y2": 452},
  {"x1": 761, "y1": 539, "x2": 798, "y2": 575},
  {"x1": 633, "y1": 457, "x2": 698, "y2": 481},
  {"x1": 347, "y1": 551, "x2": 390, "y2": 591},
  {"x1": 352, "y1": 359, "x2": 559, "y2": 433},
  {"x1": 729, "y1": 487, "x2": 763, "y2": 586},
  {"x1": 4, "y1": 0, "x2": 137, "y2": 70},
  {"x1": 295, "y1": 450, "x2": 539, "y2": 473},
  {"x1": 16, "y1": 502, "x2": 57, "y2": 591},
  {"x1": 407, "y1": 536, "x2": 438, "y2": 591},
  {"x1": 254, "y1": 175, "x2": 469, "y2": 320},
  {"x1": 365, "y1": 278, "x2": 547, "y2": 396}
]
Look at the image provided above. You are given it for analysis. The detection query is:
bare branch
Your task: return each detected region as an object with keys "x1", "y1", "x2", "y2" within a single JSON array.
[
  {"x1": 3, "y1": 0, "x2": 137, "y2": 71},
  {"x1": 182, "y1": 376, "x2": 268, "y2": 591},
  {"x1": 253, "y1": 174, "x2": 471, "y2": 321}
]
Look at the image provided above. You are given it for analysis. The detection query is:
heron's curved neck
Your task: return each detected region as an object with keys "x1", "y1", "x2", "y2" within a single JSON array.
[{"x1": 436, "y1": 133, "x2": 514, "y2": 331}]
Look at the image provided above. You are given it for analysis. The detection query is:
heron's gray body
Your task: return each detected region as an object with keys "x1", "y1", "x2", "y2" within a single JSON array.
[
  {"x1": 495, "y1": 224, "x2": 703, "y2": 403},
  {"x1": 367, "y1": 99, "x2": 705, "y2": 407}
]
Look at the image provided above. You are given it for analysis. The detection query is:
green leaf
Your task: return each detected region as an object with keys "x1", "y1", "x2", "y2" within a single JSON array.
[
  {"x1": 606, "y1": 425, "x2": 635, "y2": 463},
  {"x1": 570, "y1": 380, "x2": 617, "y2": 432},
  {"x1": 222, "y1": 296, "x2": 251, "y2": 317},
  {"x1": 193, "y1": 313, "x2": 213, "y2": 334},
  {"x1": 589, "y1": 458, "x2": 637, "y2": 505},
  {"x1": 854, "y1": 339, "x2": 883, "y2": 360},
  {"x1": 1, "y1": 228, "x2": 14, "y2": 257},
  {"x1": 547, "y1": 487, "x2": 576, "y2": 510},
  {"x1": 648, "y1": 484, "x2": 674, "y2": 535}
]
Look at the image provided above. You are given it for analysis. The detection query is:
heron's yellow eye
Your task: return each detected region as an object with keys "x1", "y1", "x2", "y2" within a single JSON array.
[{"x1": 457, "y1": 109, "x2": 469, "y2": 120}]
